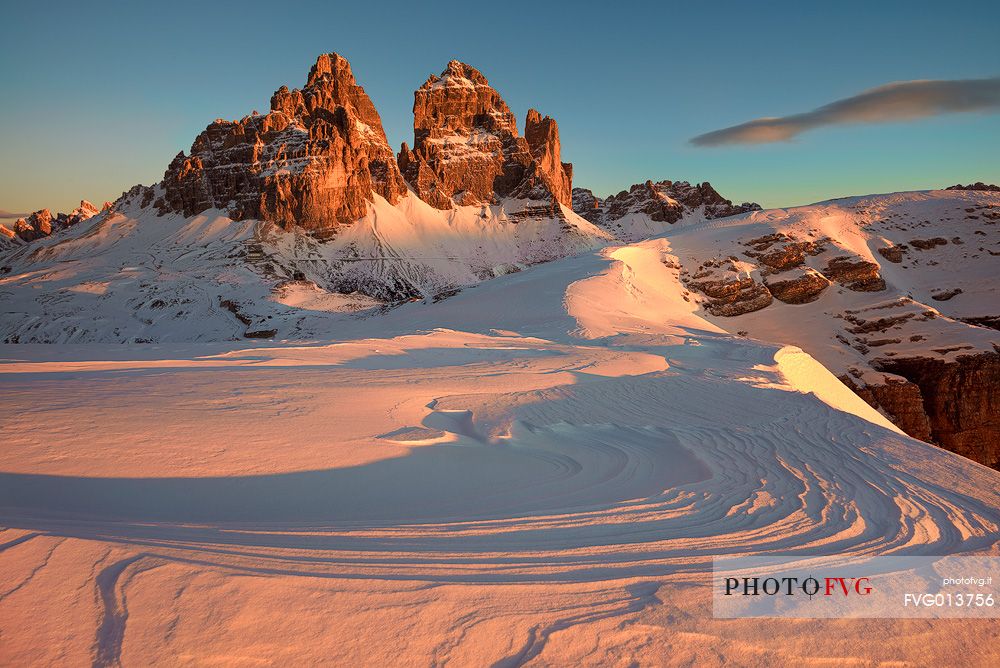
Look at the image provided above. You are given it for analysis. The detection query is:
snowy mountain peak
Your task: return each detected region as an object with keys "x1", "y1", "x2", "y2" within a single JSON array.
[
  {"x1": 401, "y1": 60, "x2": 573, "y2": 210},
  {"x1": 304, "y1": 51, "x2": 357, "y2": 87},
  {"x1": 156, "y1": 52, "x2": 406, "y2": 229},
  {"x1": 434, "y1": 60, "x2": 493, "y2": 90}
]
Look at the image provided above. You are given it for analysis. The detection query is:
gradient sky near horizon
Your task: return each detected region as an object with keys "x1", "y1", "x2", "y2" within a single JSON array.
[{"x1": 2, "y1": 0, "x2": 998, "y2": 215}]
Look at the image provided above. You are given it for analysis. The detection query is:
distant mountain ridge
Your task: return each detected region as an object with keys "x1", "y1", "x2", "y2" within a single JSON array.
[
  {"x1": 572, "y1": 180, "x2": 761, "y2": 242},
  {"x1": 0, "y1": 200, "x2": 109, "y2": 243}
]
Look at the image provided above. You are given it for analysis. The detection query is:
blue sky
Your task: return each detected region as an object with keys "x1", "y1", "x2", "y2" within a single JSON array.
[{"x1": 1, "y1": 0, "x2": 998, "y2": 214}]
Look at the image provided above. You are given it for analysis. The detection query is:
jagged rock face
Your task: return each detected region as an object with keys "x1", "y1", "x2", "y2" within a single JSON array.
[
  {"x1": 159, "y1": 53, "x2": 406, "y2": 230},
  {"x1": 70, "y1": 200, "x2": 100, "y2": 221},
  {"x1": 2, "y1": 202, "x2": 100, "y2": 243},
  {"x1": 839, "y1": 374, "x2": 934, "y2": 443},
  {"x1": 12, "y1": 209, "x2": 53, "y2": 241},
  {"x1": 572, "y1": 180, "x2": 760, "y2": 228},
  {"x1": 398, "y1": 61, "x2": 572, "y2": 209},
  {"x1": 571, "y1": 188, "x2": 601, "y2": 218},
  {"x1": 59, "y1": 200, "x2": 103, "y2": 228},
  {"x1": 865, "y1": 353, "x2": 1000, "y2": 469},
  {"x1": 522, "y1": 109, "x2": 572, "y2": 206},
  {"x1": 29, "y1": 209, "x2": 53, "y2": 236}
]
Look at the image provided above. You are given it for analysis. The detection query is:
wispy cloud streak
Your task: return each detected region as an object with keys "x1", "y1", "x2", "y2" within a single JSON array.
[
  {"x1": 0, "y1": 210, "x2": 30, "y2": 219},
  {"x1": 690, "y1": 77, "x2": 1000, "y2": 146}
]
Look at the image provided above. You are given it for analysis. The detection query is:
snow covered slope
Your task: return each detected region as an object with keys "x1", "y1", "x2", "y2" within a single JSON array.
[
  {"x1": 0, "y1": 187, "x2": 608, "y2": 343},
  {"x1": 664, "y1": 188, "x2": 999, "y2": 467},
  {"x1": 2, "y1": 186, "x2": 995, "y2": 464},
  {"x1": 2, "y1": 227, "x2": 999, "y2": 665}
]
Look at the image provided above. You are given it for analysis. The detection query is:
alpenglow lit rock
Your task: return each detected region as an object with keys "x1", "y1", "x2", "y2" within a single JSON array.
[
  {"x1": 159, "y1": 53, "x2": 406, "y2": 229},
  {"x1": 397, "y1": 61, "x2": 573, "y2": 210}
]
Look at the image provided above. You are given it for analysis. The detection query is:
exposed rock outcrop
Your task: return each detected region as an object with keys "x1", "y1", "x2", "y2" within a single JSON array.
[
  {"x1": 685, "y1": 258, "x2": 773, "y2": 316},
  {"x1": 910, "y1": 237, "x2": 948, "y2": 250},
  {"x1": 159, "y1": 53, "x2": 406, "y2": 229},
  {"x1": 763, "y1": 268, "x2": 831, "y2": 304},
  {"x1": 822, "y1": 255, "x2": 886, "y2": 292},
  {"x1": 959, "y1": 316, "x2": 1000, "y2": 331},
  {"x1": 743, "y1": 233, "x2": 828, "y2": 273},
  {"x1": 684, "y1": 232, "x2": 833, "y2": 309},
  {"x1": 877, "y1": 244, "x2": 908, "y2": 263},
  {"x1": 665, "y1": 189, "x2": 1000, "y2": 469},
  {"x1": 931, "y1": 288, "x2": 963, "y2": 301},
  {"x1": 397, "y1": 61, "x2": 572, "y2": 210}
]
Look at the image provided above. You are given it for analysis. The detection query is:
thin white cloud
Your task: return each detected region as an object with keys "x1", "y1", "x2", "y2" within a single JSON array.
[
  {"x1": 0, "y1": 209, "x2": 30, "y2": 219},
  {"x1": 690, "y1": 77, "x2": 1000, "y2": 146}
]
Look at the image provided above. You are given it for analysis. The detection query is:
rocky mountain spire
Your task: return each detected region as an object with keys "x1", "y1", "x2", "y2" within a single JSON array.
[
  {"x1": 398, "y1": 61, "x2": 573, "y2": 210},
  {"x1": 523, "y1": 109, "x2": 572, "y2": 207},
  {"x1": 159, "y1": 53, "x2": 406, "y2": 229},
  {"x1": 156, "y1": 55, "x2": 577, "y2": 227}
]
